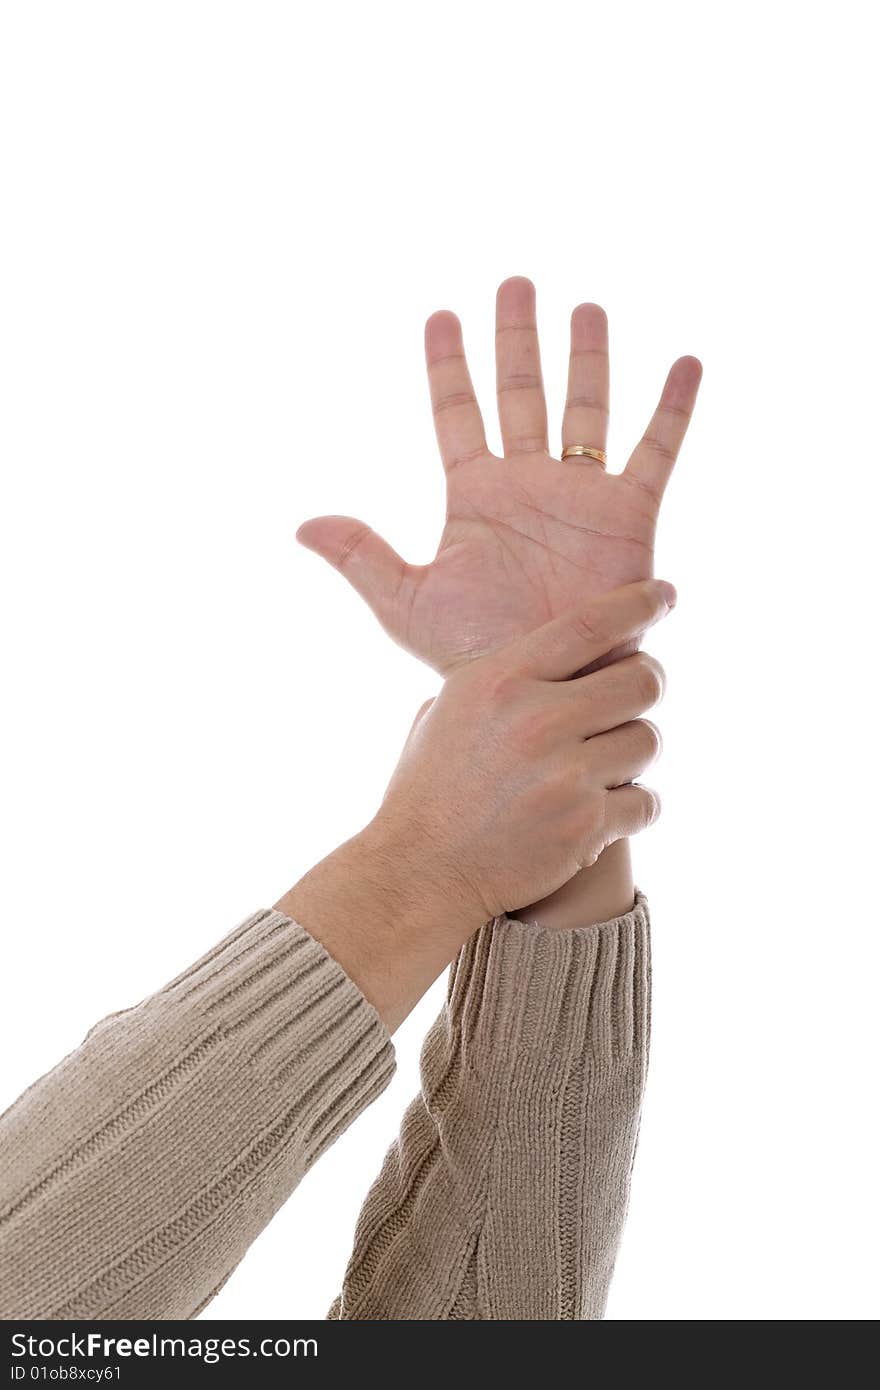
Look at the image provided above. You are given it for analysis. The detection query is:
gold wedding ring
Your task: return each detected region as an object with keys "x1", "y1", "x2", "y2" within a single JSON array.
[{"x1": 561, "y1": 445, "x2": 607, "y2": 466}]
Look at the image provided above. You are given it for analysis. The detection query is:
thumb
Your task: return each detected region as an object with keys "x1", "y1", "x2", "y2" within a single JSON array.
[{"x1": 296, "y1": 515, "x2": 413, "y2": 623}]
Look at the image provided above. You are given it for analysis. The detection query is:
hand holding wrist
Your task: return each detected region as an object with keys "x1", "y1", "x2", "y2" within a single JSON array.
[{"x1": 278, "y1": 580, "x2": 669, "y2": 1031}]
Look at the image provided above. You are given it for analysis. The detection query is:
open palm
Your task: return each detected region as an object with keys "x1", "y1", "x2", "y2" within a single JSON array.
[{"x1": 298, "y1": 278, "x2": 701, "y2": 673}]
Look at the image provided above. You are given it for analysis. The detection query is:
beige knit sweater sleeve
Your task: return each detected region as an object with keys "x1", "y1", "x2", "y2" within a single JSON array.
[
  {"x1": 0, "y1": 896, "x2": 649, "y2": 1321},
  {"x1": 0, "y1": 907, "x2": 395, "y2": 1320},
  {"x1": 329, "y1": 894, "x2": 650, "y2": 1320}
]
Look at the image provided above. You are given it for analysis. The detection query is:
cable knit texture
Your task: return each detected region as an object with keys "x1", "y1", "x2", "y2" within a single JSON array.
[
  {"x1": 0, "y1": 896, "x2": 650, "y2": 1320},
  {"x1": 329, "y1": 893, "x2": 651, "y2": 1320}
]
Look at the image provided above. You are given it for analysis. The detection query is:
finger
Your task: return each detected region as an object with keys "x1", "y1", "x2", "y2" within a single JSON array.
[
  {"x1": 586, "y1": 719, "x2": 662, "y2": 787},
  {"x1": 296, "y1": 515, "x2": 416, "y2": 624},
  {"x1": 624, "y1": 355, "x2": 703, "y2": 501},
  {"x1": 602, "y1": 783, "x2": 661, "y2": 844},
  {"x1": 424, "y1": 311, "x2": 489, "y2": 474},
  {"x1": 562, "y1": 652, "x2": 665, "y2": 738},
  {"x1": 561, "y1": 303, "x2": 610, "y2": 460},
  {"x1": 495, "y1": 276, "x2": 548, "y2": 457},
  {"x1": 510, "y1": 579, "x2": 676, "y2": 681}
]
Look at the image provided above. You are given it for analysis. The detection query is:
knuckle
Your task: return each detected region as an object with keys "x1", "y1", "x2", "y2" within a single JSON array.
[
  {"x1": 482, "y1": 668, "x2": 526, "y2": 713},
  {"x1": 636, "y1": 786, "x2": 661, "y2": 831},
  {"x1": 579, "y1": 842, "x2": 602, "y2": 870},
  {"x1": 564, "y1": 394, "x2": 610, "y2": 414},
  {"x1": 498, "y1": 372, "x2": 543, "y2": 394},
  {"x1": 334, "y1": 525, "x2": 372, "y2": 569},
  {"x1": 570, "y1": 606, "x2": 606, "y2": 646},
  {"x1": 572, "y1": 792, "x2": 606, "y2": 859},
  {"x1": 432, "y1": 389, "x2": 478, "y2": 417},
  {"x1": 636, "y1": 718, "x2": 663, "y2": 759},
  {"x1": 642, "y1": 432, "x2": 677, "y2": 463},
  {"x1": 635, "y1": 585, "x2": 662, "y2": 624},
  {"x1": 633, "y1": 653, "x2": 665, "y2": 706},
  {"x1": 577, "y1": 805, "x2": 607, "y2": 866}
]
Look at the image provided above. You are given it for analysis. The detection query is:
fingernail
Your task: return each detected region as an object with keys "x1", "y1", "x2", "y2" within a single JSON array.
[{"x1": 655, "y1": 580, "x2": 677, "y2": 609}]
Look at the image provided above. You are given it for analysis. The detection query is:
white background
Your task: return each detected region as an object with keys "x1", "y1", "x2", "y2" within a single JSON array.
[{"x1": 1, "y1": 1, "x2": 877, "y2": 1321}]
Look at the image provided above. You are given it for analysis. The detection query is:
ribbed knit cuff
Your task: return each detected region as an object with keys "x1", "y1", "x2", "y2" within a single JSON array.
[{"x1": 447, "y1": 892, "x2": 650, "y2": 1087}]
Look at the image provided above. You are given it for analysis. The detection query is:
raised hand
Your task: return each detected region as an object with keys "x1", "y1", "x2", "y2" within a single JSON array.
[{"x1": 297, "y1": 278, "x2": 701, "y2": 672}]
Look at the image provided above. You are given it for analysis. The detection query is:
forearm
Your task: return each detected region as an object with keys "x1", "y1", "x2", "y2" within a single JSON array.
[
  {"x1": 330, "y1": 894, "x2": 651, "y2": 1320},
  {"x1": 275, "y1": 823, "x2": 482, "y2": 1033},
  {"x1": 0, "y1": 820, "x2": 484, "y2": 1319},
  {"x1": 0, "y1": 577, "x2": 666, "y2": 1319}
]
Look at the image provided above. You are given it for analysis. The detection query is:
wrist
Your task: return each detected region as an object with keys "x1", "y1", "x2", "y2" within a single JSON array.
[
  {"x1": 515, "y1": 839, "x2": 635, "y2": 931},
  {"x1": 361, "y1": 807, "x2": 493, "y2": 935},
  {"x1": 274, "y1": 822, "x2": 483, "y2": 1034}
]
